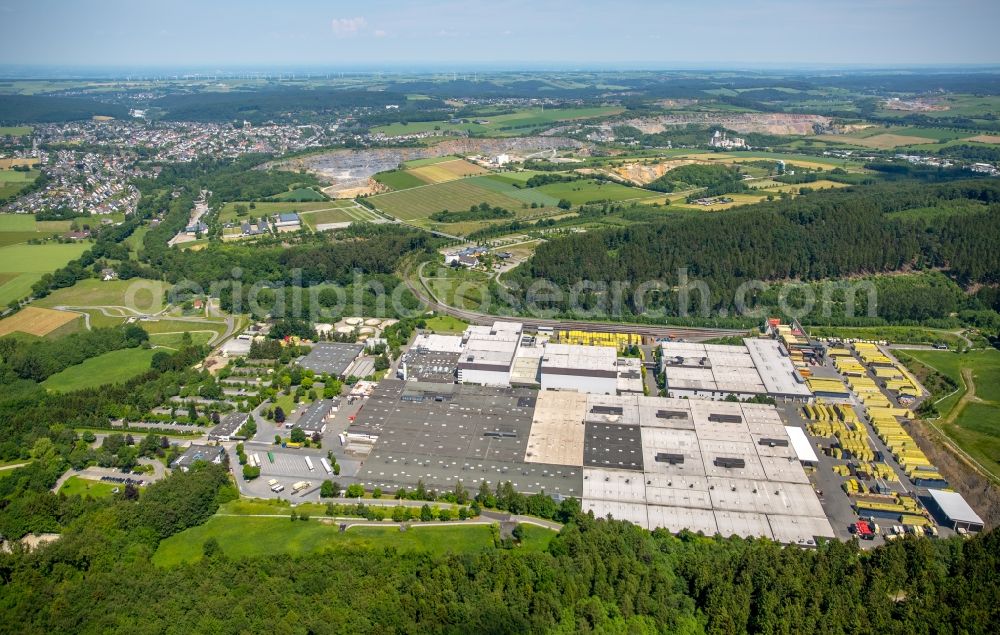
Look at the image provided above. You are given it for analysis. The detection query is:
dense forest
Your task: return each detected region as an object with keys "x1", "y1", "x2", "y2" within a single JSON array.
[
  {"x1": 0, "y1": 460, "x2": 997, "y2": 634},
  {"x1": 152, "y1": 88, "x2": 446, "y2": 125},
  {"x1": 506, "y1": 180, "x2": 1000, "y2": 322},
  {"x1": 645, "y1": 163, "x2": 748, "y2": 195},
  {"x1": 0, "y1": 94, "x2": 129, "y2": 124}
]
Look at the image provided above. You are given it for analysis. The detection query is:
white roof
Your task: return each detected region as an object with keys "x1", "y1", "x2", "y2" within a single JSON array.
[
  {"x1": 744, "y1": 338, "x2": 812, "y2": 397},
  {"x1": 412, "y1": 333, "x2": 464, "y2": 354},
  {"x1": 928, "y1": 489, "x2": 984, "y2": 525},
  {"x1": 784, "y1": 425, "x2": 819, "y2": 463}
]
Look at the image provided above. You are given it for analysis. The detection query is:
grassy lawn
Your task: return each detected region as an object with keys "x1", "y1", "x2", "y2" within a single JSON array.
[
  {"x1": 42, "y1": 347, "x2": 158, "y2": 392},
  {"x1": 0, "y1": 242, "x2": 88, "y2": 273},
  {"x1": 0, "y1": 272, "x2": 43, "y2": 306},
  {"x1": 152, "y1": 516, "x2": 509, "y2": 566},
  {"x1": 807, "y1": 325, "x2": 964, "y2": 349},
  {"x1": 0, "y1": 213, "x2": 37, "y2": 231},
  {"x1": 268, "y1": 187, "x2": 327, "y2": 202},
  {"x1": 423, "y1": 315, "x2": 469, "y2": 333},
  {"x1": 58, "y1": 476, "x2": 124, "y2": 499},
  {"x1": 149, "y1": 330, "x2": 214, "y2": 349},
  {"x1": 369, "y1": 178, "x2": 530, "y2": 221},
  {"x1": 423, "y1": 267, "x2": 492, "y2": 311},
  {"x1": 533, "y1": 179, "x2": 658, "y2": 206},
  {"x1": 33, "y1": 278, "x2": 167, "y2": 311},
  {"x1": 217, "y1": 200, "x2": 336, "y2": 223},
  {"x1": 299, "y1": 206, "x2": 382, "y2": 228},
  {"x1": 0, "y1": 126, "x2": 32, "y2": 136},
  {"x1": 374, "y1": 170, "x2": 428, "y2": 190},
  {"x1": 901, "y1": 349, "x2": 1000, "y2": 479}
]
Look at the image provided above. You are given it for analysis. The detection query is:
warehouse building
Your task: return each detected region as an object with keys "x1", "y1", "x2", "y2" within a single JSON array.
[
  {"x1": 298, "y1": 342, "x2": 365, "y2": 377},
  {"x1": 349, "y1": 379, "x2": 582, "y2": 498},
  {"x1": 398, "y1": 334, "x2": 463, "y2": 383},
  {"x1": 350, "y1": 379, "x2": 834, "y2": 543},
  {"x1": 540, "y1": 343, "x2": 618, "y2": 394},
  {"x1": 660, "y1": 339, "x2": 811, "y2": 402},
  {"x1": 925, "y1": 489, "x2": 984, "y2": 532},
  {"x1": 295, "y1": 399, "x2": 337, "y2": 435},
  {"x1": 208, "y1": 412, "x2": 249, "y2": 441},
  {"x1": 170, "y1": 444, "x2": 225, "y2": 472},
  {"x1": 529, "y1": 392, "x2": 834, "y2": 544},
  {"x1": 456, "y1": 322, "x2": 523, "y2": 386}
]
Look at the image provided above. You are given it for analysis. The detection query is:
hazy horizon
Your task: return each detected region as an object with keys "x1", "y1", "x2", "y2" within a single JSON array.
[{"x1": 1, "y1": 0, "x2": 998, "y2": 70}]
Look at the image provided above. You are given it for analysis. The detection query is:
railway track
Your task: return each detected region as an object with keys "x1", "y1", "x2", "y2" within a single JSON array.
[{"x1": 406, "y1": 266, "x2": 745, "y2": 342}]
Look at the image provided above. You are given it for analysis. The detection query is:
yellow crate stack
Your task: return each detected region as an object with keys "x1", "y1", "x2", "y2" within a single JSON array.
[
  {"x1": 854, "y1": 342, "x2": 893, "y2": 366},
  {"x1": 807, "y1": 377, "x2": 849, "y2": 395},
  {"x1": 557, "y1": 330, "x2": 641, "y2": 350},
  {"x1": 827, "y1": 347, "x2": 853, "y2": 357},
  {"x1": 871, "y1": 462, "x2": 898, "y2": 481},
  {"x1": 834, "y1": 357, "x2": 867, "y2": 376}
]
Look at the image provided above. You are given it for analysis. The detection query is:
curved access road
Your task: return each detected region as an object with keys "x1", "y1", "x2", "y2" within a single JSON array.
[{"x1": 407, "y1": 261, "x2": 745, "y2": 342}]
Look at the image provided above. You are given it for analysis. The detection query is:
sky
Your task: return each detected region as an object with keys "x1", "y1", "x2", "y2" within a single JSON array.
[{"x1": 0, "y1": 0, "x2": 998, "y2": 70}]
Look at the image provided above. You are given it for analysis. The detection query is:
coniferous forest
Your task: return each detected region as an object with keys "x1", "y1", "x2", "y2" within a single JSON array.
[{"x1": 0, "y1": 463, "x2": 997, "y2": 634}]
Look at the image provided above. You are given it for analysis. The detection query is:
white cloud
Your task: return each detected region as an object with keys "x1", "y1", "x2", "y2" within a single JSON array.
[
  {"x1": 374, "y1": 29, "x2": 387, "y2": 38},
  {"x1": 331, "y1": 17, "x2": 367, "y2": 37}
]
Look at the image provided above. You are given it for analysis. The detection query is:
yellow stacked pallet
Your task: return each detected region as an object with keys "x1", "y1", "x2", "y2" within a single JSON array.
[
  {"x1": 836, "y1": 428, "x2": 874, "y2": 462},
  {"x1": 807, "y1": 378, "x2": 849, "y2": 395},
  {"x1": 834, "y1": 357, "x2": 867, "y2": 376},
  {"x1": 894, "y1": 364, "x2": 926, "y2": 397},
  {"x1": 873, "y1": 366, "x2": 904, "y2": 380},
  {"x1": 828, "y1": 347, "x2": 853, "y2": 357},
  {"x1": 872, "y1": 462, "x2": 898, "y2": 482},
  {"x1": 835, "y1": 404, "x2": 860, "y2": 424},
  {"x1": 907, "y1": 468, "x2": 945, "y2": 482},
  {"x1": 854, "y1": 342, "x2": 893, "y2": 366},
  {"x1": 842, "y1": 478, "x2": 866, "y2": 495},
  {"x1": 832, "y1": 464, "x2": 851, "y2": 476},
  {"x1": 868, "y1": 406, "x2": 912, "y2": 419},
  {"x1": 558, "y1": 330, "x2": 641, "y2": 349}
]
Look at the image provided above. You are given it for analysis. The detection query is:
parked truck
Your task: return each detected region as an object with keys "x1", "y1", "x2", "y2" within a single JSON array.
[{"x1": 292, "y1": 481, "x2": 311, "y2": 493}]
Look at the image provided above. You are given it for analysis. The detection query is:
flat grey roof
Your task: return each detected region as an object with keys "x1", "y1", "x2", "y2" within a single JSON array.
[
  {"x1": 295, "y1": 399, "x2": 334, "y2": 433},
  {"x1": 299, "y1": 342, "x2": 364, "y2": 376},
  {"x1": 209, "y1": 412, "x2": 249, "y2": 438},
  {"x1": 928, "y1": 489, "x2": 984, "y2": 525}
]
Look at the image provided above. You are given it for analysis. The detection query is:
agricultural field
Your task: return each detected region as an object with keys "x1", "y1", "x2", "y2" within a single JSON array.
[
  {"x1": 374, "y1": 169, "x2": 427, "y2": 190},
  {"x1": 676, "y1": 151, "x2": 854, "y2": 171},
  {"x1": 368, "y1": 178, "x2": 531, "y2": 221},
  {"x1": 0, "y1": 168, "x2": 39, "y2": 200},
  {"x1": 407, "y1": 158, "x2": 489, "y2": 183},
  {"x1": 402, "y1": 155, "x2": 459, "y2": 168},
  {"x1": 41, "y1": 347, "x2": 158, "y2": 392},
  {"x1": 901, "y1": 349, "x2": 1000, "y2": 480},
  {"x1": 968, "y1": 134, "x2": 1000, "y2": 144},
  {"x1": 58, "y1": 476, "x2": 126, "y2": 499},
  {"x1": 0, "y1": 241, "x2": 90, "y2": 307},
  {"x1": 0, "y1": 306, "x2": 81, "y2": 338},
  {"x1": 532, "y1": 179, "x2": 659, "y2": 206},
  {"x1": 0, "y1": 158, "x2": 38, "y2": 170},
  {"x1": 0, "y1": 212, "x2": 70, "y2": 247},
  {"x1": 152, "y1": 514, "x2": 554, "y2": 567},
  {"x1": 373, "y1": 105, "x2": 623, "y2": 137}
]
